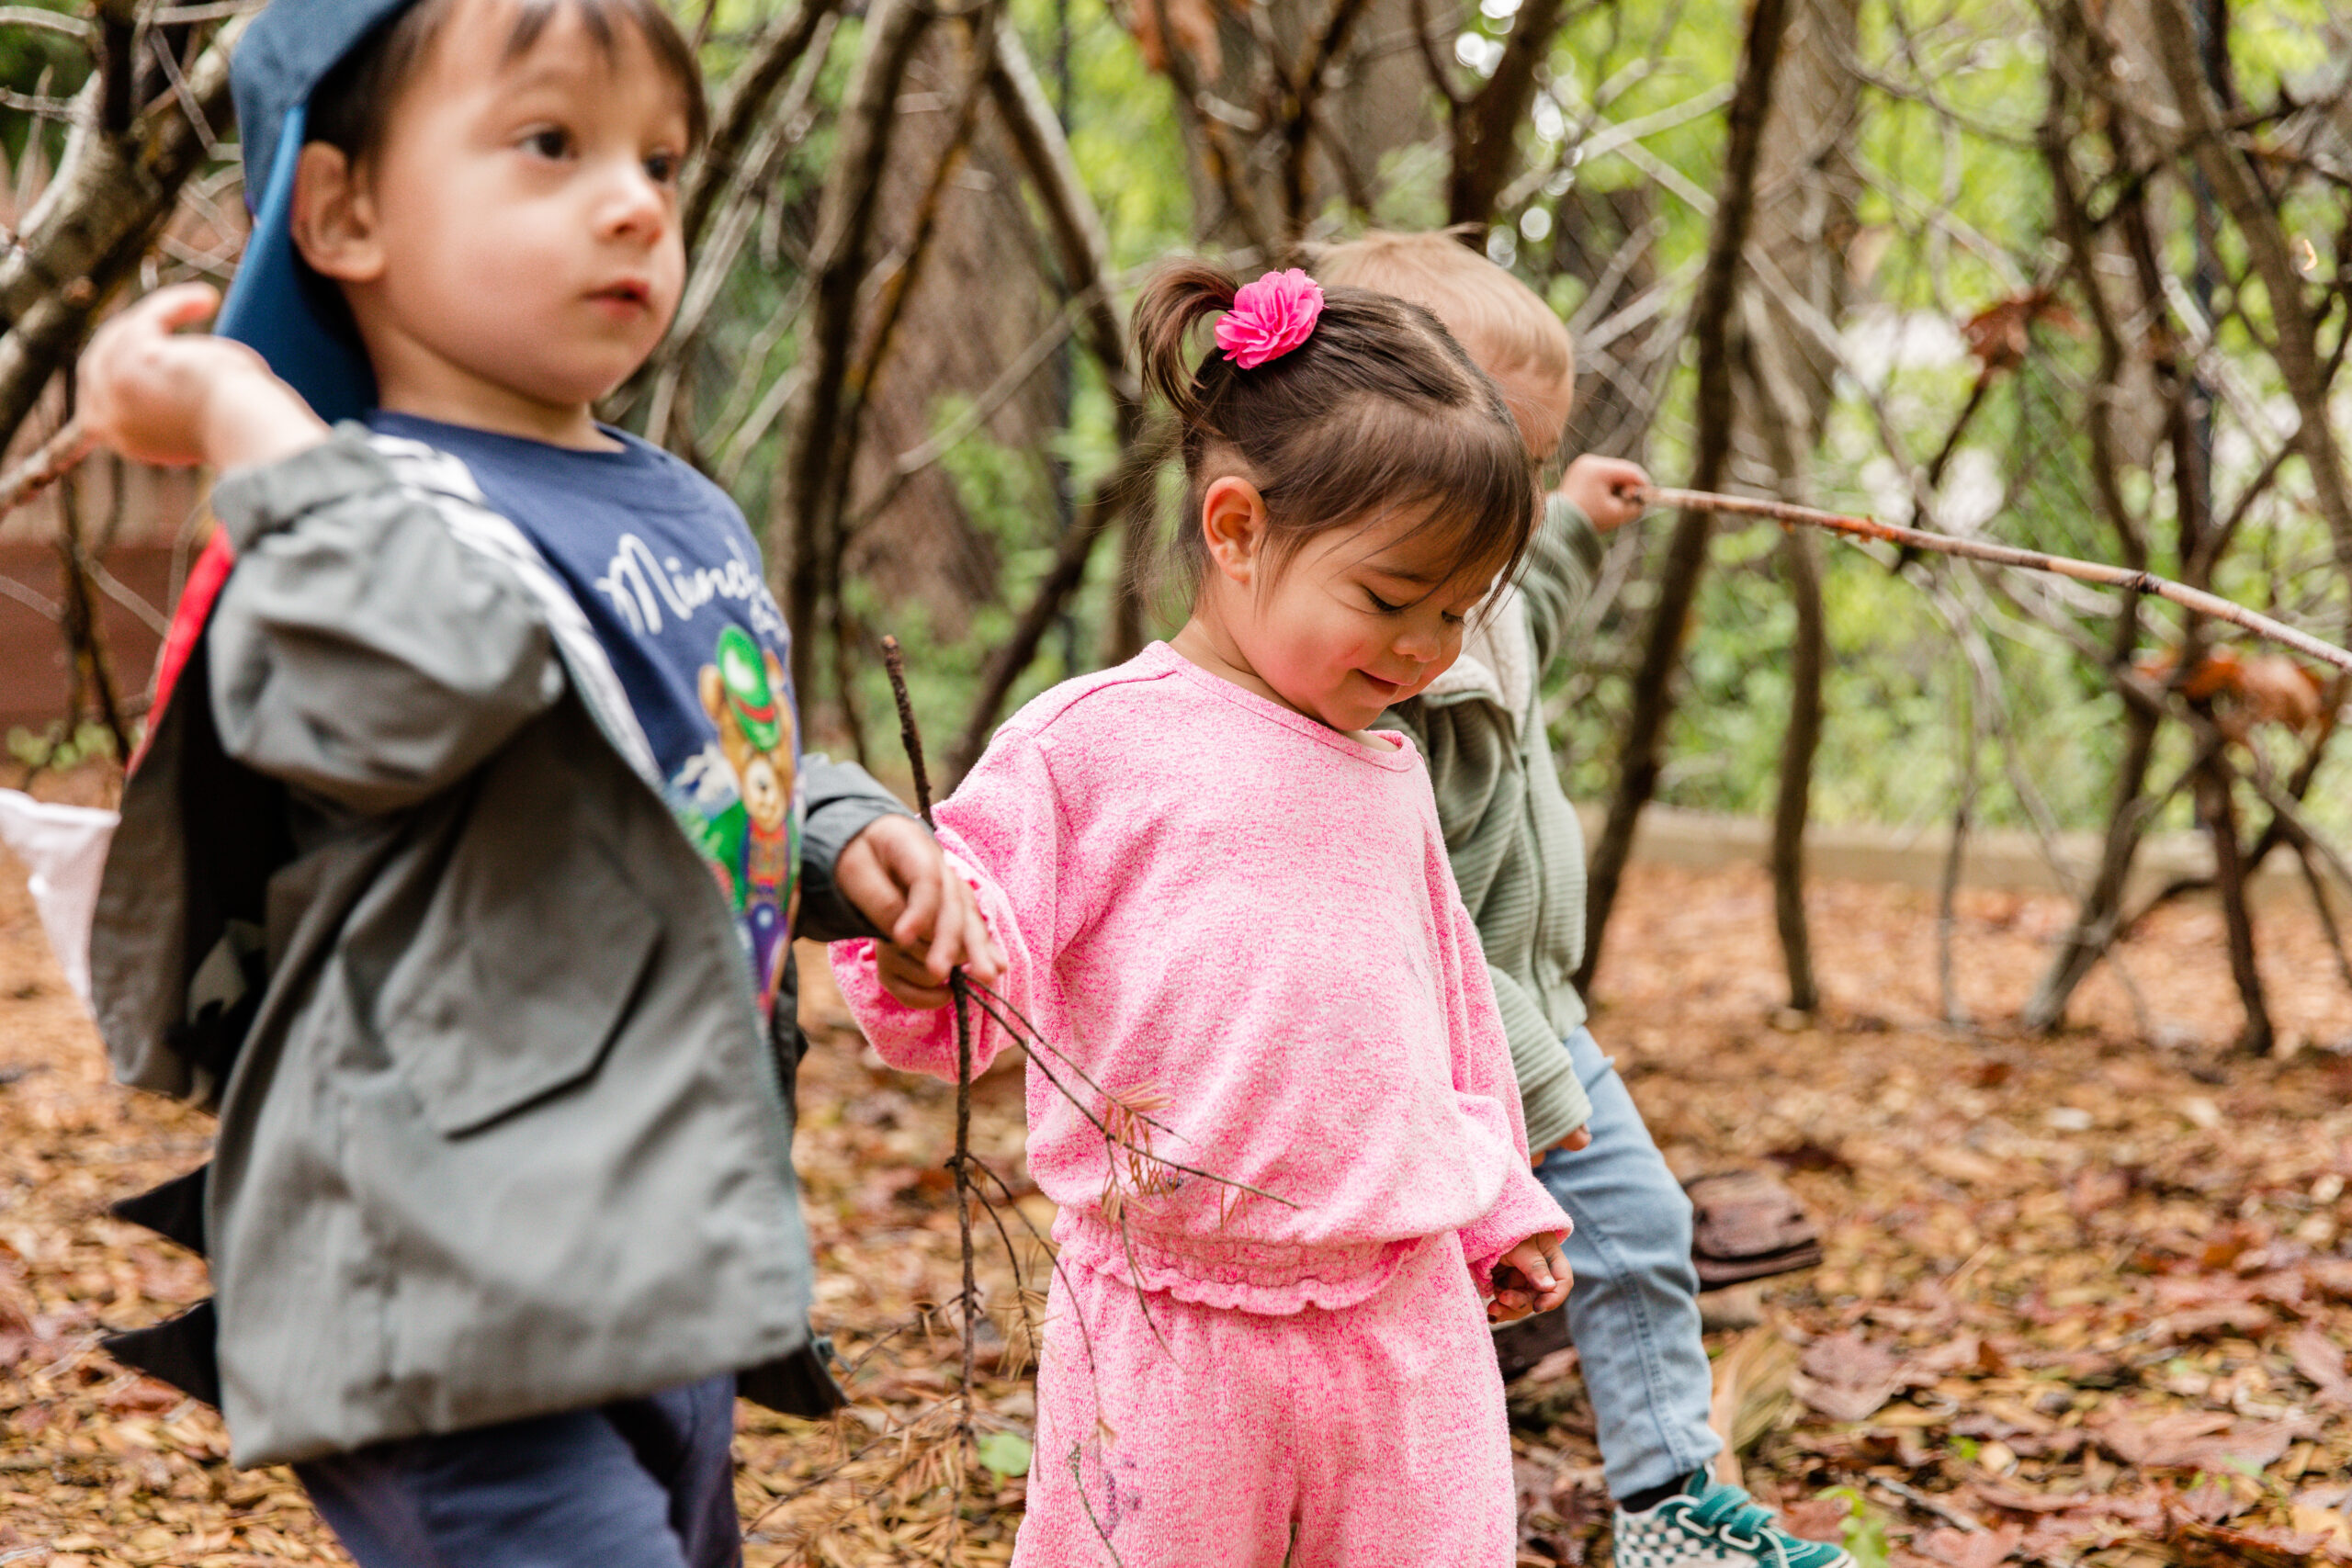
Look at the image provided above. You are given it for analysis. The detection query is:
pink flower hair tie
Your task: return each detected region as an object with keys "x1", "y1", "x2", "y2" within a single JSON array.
[{"x1": 1216, "y1": 268, "x2": 1323, "y2": 368}]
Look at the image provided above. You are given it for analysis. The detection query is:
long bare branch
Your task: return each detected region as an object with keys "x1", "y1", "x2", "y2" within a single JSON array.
[{"x1": 1643, "y1": 486, "x2": 2352, "y2": 673}]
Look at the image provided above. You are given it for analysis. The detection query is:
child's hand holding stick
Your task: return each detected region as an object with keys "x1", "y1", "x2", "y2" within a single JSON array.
[
  {"x1": 865, "y1": 637, "x2": 1005, "y2": 1011},
  {"x1": 1487, "y1": 1233, "x2": 1573, "y2": 1323},
  {"x1": 837, "y1": 816, "x2": 1002, "y2": 1009},
  {"x1": 1558, "y1": 455, "x2": 1651, "y2": 535}
]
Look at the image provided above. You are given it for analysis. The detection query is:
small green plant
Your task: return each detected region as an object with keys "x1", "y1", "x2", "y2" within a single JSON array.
[
  {"x1": 974, "y1": 1428, "x2": 1033, "y2": 1479},
  {"x1": 1815, "y1": 1485, "x2": 1892, "y2": 1568},
  {"x1": 6, "y1": 719, "x2": 120, "y2": 773}
]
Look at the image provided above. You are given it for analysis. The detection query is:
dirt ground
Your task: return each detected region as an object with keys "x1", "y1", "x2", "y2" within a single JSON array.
[{"x1": 4, "y1": 802, "x2": 2351, "y2": 1565}]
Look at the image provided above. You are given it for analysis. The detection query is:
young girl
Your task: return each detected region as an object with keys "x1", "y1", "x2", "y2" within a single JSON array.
[{"x1": 831, "y1": 263, "x2": 1574, "y2": 1567}]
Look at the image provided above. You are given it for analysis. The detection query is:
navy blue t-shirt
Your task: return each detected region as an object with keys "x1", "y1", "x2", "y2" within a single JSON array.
[{"x1": 371, "y1": 412, "x2": 802, "y2": 1010}]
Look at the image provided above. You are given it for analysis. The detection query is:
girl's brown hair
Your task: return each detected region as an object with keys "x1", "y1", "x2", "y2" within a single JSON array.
[{"x1": 1134, "y1": 260, "x2": 1537, "y2": 597}]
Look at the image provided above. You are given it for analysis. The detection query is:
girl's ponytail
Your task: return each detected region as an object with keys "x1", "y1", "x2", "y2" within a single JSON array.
[
  {"x1": 1132, "y1": 262, "x2": 1239, "y2": 429},
  {"x1": 1132, "y1": 252, "x2": 1538, "y2": 604}
]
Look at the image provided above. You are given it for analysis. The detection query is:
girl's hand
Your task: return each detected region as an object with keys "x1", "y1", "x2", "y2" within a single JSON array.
[
  {"x1": 1530, "y1": 1125, "x2": 1593, "y2": 1167},
  {"x1": 78, "y1": 283, "x2": 328, "y2": 470},
  {"x1": 1487, "y1": 1233, "x2": 1572, "y2": 1323},
  {"x1": 1557, "y1": 456, "x2": 1650, "y2": 535},
  {"x1": 839, "y1": 815, "x2": 1004, "y2": 1009}
]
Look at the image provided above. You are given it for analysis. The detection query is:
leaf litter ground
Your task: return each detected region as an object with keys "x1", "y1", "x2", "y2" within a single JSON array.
[{"x1": 3, "y1": 807, "x2": 2350, "y2": 1565}]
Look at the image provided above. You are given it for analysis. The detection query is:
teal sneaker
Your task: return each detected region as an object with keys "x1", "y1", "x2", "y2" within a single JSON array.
[{"x1": 1612, "y1": 1472, "x2": 1854, "y2": 1568}]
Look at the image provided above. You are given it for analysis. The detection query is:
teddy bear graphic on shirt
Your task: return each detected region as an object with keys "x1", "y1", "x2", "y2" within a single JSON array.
[{"x1": 666, "y1": 624, "x2": 802, "y2": 1007}]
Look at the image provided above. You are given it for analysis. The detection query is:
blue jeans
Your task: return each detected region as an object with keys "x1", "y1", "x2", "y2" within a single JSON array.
[
  {"x1": 295, "y1": 1375, "x2": 741, "y2": 1568},
  {"x1": 1536, "y1": 1029, "x2": 1721, "y2": 1500}
]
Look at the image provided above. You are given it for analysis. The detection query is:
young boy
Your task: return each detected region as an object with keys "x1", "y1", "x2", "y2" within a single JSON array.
[
  {"x1": 76, "y1": 1, "x2": 998, "y2": 1562},
  {"x1": 1314, "y1": 231, "x2": 1851, "y2": 1568}
]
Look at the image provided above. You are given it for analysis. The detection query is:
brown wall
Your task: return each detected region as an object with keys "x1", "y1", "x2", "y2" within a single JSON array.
[{"x1": 0, "y1": 544, "x2": 175, "y2": 735}]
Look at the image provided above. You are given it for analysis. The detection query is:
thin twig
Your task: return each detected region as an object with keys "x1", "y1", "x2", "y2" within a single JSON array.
[
  {"x1": 959, "y1": 985, "x2": 1293, "y2": 1208},
  {"x1": 1641, "y1": 485, "x2": 2352, "y2": 674},
  {"x1": 880, "y1": 633, "x2": 978, "y2": 1475},
  {"x1": 881, "y1": 636, "x2": 938, "y2": 826},
  {"x1": 0, "y1": 420, "x2": 94, "y2": 521},
  {"x1": 1868, "y1": 1473, "x2": 1986, "y2": 1532}
]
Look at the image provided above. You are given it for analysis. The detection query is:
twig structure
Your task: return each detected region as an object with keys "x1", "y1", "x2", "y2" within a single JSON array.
[
  {"x1": 1643, "y1": 485, "x2": 2352, "y2": 675},
  {"x1": 879, "y1": 634, "x2": 980, "y2": 1452},
  {"x1": 0, "y1": 419, "x2": 93, "y2": 522}
]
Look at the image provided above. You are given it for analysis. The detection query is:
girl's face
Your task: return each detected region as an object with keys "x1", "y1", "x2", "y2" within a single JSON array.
[{"x1": 1192, "y1": 476, "x2": 1506, "y2": 735}]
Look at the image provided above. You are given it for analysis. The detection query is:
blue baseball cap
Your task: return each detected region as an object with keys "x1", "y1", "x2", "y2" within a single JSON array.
[{"x1": 218, "y1": 0, "x2": 420, "y2": 423}]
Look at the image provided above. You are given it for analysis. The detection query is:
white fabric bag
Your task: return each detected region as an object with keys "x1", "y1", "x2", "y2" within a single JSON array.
[{"x1": 0, "y1": 787, "x2": 119, "y2": 1011}]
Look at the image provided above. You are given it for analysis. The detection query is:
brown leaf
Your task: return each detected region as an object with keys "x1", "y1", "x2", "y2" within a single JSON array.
[
  {"x1": 1794, "y1": 1331, "x2": 1904, "y2": 1423},
  {"x1": 2308, "y1": 1260, "x2": 2352, "y2": 1302},
  {"x1": 2286, "y1": 1324, "x2": 2352, "y2": 1408},
  {"x1": 99, "y1": 1376, "x2": 183, "y2": 1416},
  {"x1": 2152, "y1": 1302, "x2": 2275, "y2": 1343},
  {"x1": 2177, "y1": 1476, "x2": 2247, "y2": 1524},
  {"x1": 1959, "y1": 289, "x2": 2086, "y2": 374},
  {"x1": 1781, "y1": 1495, "x2": 1852, "y2": 1543},
  {"x1": 1915, "y1": 1524, "x2": 2025, "y2": 1568},
  {"x1": 2092, "y1": 1406, "x2": 2309, "y2": 1470},
  {"x1": 2172, "y1": 1517, "x2": 2346, "y2": 1567},
  {"x1": 2290, "y1": 1506, "x2": 2352, "y2": 1555}
]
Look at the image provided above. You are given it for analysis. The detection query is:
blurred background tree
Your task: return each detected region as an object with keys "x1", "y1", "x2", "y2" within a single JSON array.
[{"x1": 0, "y1": 0, "x2": 2346, "y2": 1048}]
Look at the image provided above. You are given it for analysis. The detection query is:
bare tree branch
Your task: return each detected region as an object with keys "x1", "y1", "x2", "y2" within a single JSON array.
[
  {"x1": 774, "y1": 0, "x2": 938, "y2": 699},
  {"x1": 949, "y1": 422, "x2": 1175, "y2": 783},
  {"x1": 684, "y1": 0, "x2": 842, "y2": 243},
  {"x1": 0, "y1": 20, "x2": 242, "y2": 456},
  {"x1": 1577, "y1": 0, "x2": 1792, "y2": 994},
  {"x1": 1641, "y1": 487, "x2": 2352, "y2": 673},
  {"x1": 2149, "y1": 0, "x2": 2352, "y2": 578}
]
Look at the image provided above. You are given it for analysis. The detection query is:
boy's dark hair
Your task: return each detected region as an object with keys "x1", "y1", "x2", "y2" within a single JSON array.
[
  {"x1": 307, "y1": 0, "x2": 709, "y2": 166},
  {"x1": 1134, "y1": 261, "x2": 1537, "y2": 596}
]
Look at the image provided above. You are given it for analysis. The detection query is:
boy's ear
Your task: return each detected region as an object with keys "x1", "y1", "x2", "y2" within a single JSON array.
[
  {"x1": 289, "y1": 142, "x2": 385, "y2": 285},
  {"x1": 1199, "y1": 476, "x2": 1268, "y2": 587}
]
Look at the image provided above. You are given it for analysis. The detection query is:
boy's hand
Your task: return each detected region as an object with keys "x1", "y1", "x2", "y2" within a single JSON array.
[
  {"x1": 837, "y1": 814, "x2": 1004, "y2": 1010},
  {"x1": 1487, "y1": 1233, "x2": 1572, "y2": 1323},
  {"x1": 1532, "y1": 1125, "x2": 1593, "y2": 1167},
  {"x1": 1557, "y1": 456, "x2": 1651, "y2": 535},
  {"x1": 79, "y1": 283, "x2": 328, "y2": 472}
]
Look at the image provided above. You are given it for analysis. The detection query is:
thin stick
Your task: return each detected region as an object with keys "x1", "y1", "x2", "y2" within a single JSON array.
[
  {"x1": 879, "y1": 634, "x2": 978, "y2": 1461},
  {"x1": 1641, "y1": 485, "x2": 2352, "y2": 674},
  {"x1": 0, "y1": 419, "x2": 93, "y2": 521},
  {"x1": 880, "y1": 635, "x2": 937, "y2": 824}
]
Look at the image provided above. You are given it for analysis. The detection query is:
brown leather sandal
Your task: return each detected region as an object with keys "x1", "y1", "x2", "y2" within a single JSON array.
[{"x1": 1684, "y1": 1168, "x2": 1823, "y2": 1287}]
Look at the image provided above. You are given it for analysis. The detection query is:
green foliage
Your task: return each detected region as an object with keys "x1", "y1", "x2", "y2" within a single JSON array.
[
  {"x1": 0, "y1": 1, "x2": 91, "y2": 169},
  {"x1": 974, "y1": 1429, "x2": 1035, "y2": 1478},
  {"x1": 661, "y1": 0, "x2": 2352, "y2": 849},
  {"x1": 1816, "y1": 1486, "x2": 1893, "y2": 1568},
  {"x1": 7, "y1": 720, "x2": 119, "y2": 773}
]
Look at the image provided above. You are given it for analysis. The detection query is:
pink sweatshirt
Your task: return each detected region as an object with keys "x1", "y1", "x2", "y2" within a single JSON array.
[{"x1": 832, "y1": 643, "x2": 1571, "y2": 1314}]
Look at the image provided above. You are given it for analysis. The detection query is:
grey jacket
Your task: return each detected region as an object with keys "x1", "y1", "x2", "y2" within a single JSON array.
[
  {"x1": 1375, "y1": 496, "x2": 1601, "y2": 1151},
  {"x1": 90, "y1": 430, "x2": 909, "y2": 1467}
]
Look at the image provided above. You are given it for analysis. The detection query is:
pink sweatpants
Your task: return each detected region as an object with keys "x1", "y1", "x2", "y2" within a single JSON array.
[{"x1": 1012, "y1": 1236, "x2": 1516, "y2": 1567}]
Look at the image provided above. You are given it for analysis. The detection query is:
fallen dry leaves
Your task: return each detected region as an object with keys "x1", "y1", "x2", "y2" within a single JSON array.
[
  {"x1": 1501, "y1": 865, "x2": 2352, "y2": 1567},
  {"x1": 3, "y1": 796, "x2": 2350, "y2": 1563}
]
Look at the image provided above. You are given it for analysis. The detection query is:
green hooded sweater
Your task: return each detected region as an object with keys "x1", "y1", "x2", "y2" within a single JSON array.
[{"x1": 1374, "y1": 494, "x2": 1601, "y2": 1151}]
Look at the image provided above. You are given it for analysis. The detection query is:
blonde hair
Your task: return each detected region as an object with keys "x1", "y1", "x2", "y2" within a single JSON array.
[{"x1": 1306, "y1": 230, "x2": 1575, "y2": 446}]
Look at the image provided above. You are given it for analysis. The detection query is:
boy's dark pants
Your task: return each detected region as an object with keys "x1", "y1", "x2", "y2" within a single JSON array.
[{"x1": 294, "y1": 1374, "x2": 741, "y2": 1568}]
